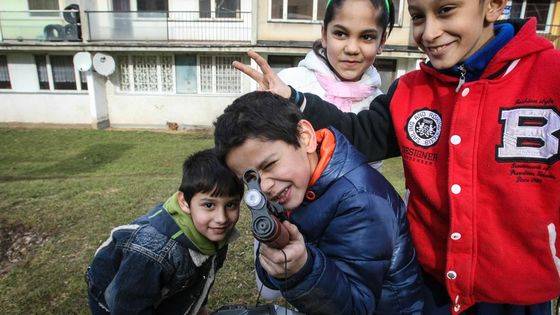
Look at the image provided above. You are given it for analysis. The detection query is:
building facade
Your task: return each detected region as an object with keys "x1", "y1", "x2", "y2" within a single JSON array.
[{"x1": 0, "y1": 0, "x2": 557, "y2": 129}]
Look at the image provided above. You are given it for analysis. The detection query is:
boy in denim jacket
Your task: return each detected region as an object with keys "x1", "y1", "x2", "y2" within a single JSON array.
[
  {"x1": 214, "y1": 91, "x2": 423, "y2": 315},
  {"x1": 85, "y1": 149, "x2": 244, "y2": 315}
]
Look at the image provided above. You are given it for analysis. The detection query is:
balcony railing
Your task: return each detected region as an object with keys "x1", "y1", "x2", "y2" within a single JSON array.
[
  {"x1": 86, "y1": 11, "x2": 252, "y2": 42},
  {"x1": 0, "y1": 10, "x2": 81, "y2": 42},
  {"x1": 538, "y1": 24, "x2": 560, "y2": 49}
]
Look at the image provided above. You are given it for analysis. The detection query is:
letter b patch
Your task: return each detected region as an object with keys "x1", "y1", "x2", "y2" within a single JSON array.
[{"x1": 497, "y1": 107, "x2": 560, "y2": 163}]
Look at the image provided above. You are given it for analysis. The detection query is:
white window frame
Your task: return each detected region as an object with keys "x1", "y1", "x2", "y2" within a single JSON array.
[
  {"x1": 197, "y1": 54, "x2": 242, "y2": 94},
  {"x1": 393, "y1": 0, "x2": 404, "y2": 27},
  {"x1": 27, "y1": 0, "x2": 59, "y2": 10},
  {"x1": 512, "y1": 0, "x2": 555, "y2": 33},
  {"x1": 36, "y1": 54, "x2": 85, "y2": 92},
  {"x1": 117, "y1": 54, "x2": 176, "y2": 94},
  {"x1": 27, "y1": 0, "x2": 60, "y2": 17},
  {"x1": 117, "y1": 53, "x2": 242, "y2": 95},
  {"x1": 198, "y1": 0, "x2": 241, "y2": 19},
  {"x1": 268, "y1": 0, "x2": 324, "y2": 22}
]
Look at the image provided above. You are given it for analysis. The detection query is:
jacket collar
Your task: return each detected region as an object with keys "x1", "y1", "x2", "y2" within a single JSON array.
[
  {"x1": 145, "y1": 193, "x2": 238, "y2": 256},
  {"x1": 302, "y1": 127, "x2": 367, "y2": 206},
  {"x1": 421, "y1": 18, "x2": 552, "y2": 83}
]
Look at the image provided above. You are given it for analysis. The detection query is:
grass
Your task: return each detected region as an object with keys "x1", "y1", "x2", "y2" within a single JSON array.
[{"x1": 0, "y1": 127, "x2": 405, "y2": 315}]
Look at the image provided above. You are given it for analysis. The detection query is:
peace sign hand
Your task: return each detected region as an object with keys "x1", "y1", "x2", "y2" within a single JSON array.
[{"x1": 232, "y1": 50, "x2": 292, "y2": 99}]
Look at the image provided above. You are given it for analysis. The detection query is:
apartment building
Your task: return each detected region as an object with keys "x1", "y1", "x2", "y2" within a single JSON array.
[{"x1": 0, "y1": 0, "x2": 557, "y2": 129}]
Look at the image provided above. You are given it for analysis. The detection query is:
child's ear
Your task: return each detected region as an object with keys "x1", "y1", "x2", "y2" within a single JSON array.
[
  {"x1": 298, "y1": 120, "x2": 318, "y2": 153},
  {"x1": 177, "y1": 191, "x2": 191, "y2": 214},
  {"x1": 485, "y1": 0, "x2": 508, "y2": 23}
]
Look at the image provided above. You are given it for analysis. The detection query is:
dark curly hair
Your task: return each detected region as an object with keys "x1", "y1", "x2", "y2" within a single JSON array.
[{"x1": 213, "y1": 91, "x2": 304, "y2": 163}]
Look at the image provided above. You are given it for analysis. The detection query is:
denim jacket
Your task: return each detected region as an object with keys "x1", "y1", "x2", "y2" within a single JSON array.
[{"x1": 86, "y1": 202, "x2": 231, "y2": 315}]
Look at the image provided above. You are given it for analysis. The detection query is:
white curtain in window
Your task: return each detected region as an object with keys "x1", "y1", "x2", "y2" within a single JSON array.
[
  {"x1": 50, "y1": 56, "x2": 75, "y2": 83},
  {"x1": 35, "y1": 55, "x2": 49, "y2": 85}
]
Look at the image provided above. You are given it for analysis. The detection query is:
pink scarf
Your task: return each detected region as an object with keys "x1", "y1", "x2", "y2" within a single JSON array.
[{"x1": 315, "y1": 73, "x2": 374, "y2": 112}]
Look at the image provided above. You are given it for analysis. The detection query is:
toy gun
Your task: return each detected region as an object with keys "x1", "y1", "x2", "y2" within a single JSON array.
[{"x1": 243, "y1": 169, "x2": 289, "y2": 249}]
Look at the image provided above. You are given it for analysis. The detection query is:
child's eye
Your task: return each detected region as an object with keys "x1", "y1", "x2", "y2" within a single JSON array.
[
  {"x1": 226, "y1": 202, "x2": 240, "y2": 210},
  {"x1": 438, "y1": 5, "x2": 455, "y2": 15},
  {"x1": 262, "y1": 161, "x2": 275, "y2": 171},
  {"x1": 332, "y1": 30, "x2": 347, "y2": 39},
  {"x1": 203, "y1": 202, "x2": 214, "y2": 209},
  {"x1": 410, "y1": 13, "x2": 425, "y2": 24},
  {"x1": 362, "y1": 34, "x2": 377, "y2": 41}
]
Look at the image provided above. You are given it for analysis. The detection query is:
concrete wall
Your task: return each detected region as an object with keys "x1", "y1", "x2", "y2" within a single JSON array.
[
  {"x1": 256, "y1": 2, "x2": 321, "y2": 42},
  {"x1": 106, "y1": 93, "x2": 237, "y2": 128},
  {"x1": 0, "y1": 92, "x2": 90, "y2": 124},
  {"x1": 0, "y1": 52, "x2": 91, "y2": 124}
]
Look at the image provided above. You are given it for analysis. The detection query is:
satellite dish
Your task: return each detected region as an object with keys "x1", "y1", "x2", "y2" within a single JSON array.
[
  {"x1": 73, "y1": 52, "x2": 92, "y2": 71},
  {"x1": 93, "y1": 53, "x2": 115, "y2": 76}
]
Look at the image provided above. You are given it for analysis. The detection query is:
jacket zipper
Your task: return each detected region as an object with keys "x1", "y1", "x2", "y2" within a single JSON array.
[{"x1": 455, "y1": 64, "x2": 466, "y2": 92}]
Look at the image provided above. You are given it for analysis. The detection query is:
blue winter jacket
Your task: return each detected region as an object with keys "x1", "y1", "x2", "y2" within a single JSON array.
[
  {"x1": 86, "y1": 203, "x2": 229, "y2": 315},
  {"x1": 256, "y1": 127, "x2": 423, "y2": 315}
]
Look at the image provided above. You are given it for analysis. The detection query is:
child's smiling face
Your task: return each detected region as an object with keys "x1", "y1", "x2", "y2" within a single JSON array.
[
  {"x1": 179, "y1": 191, "x2": 240, "y2": 242},
  {"x1": 225, "y1": 121, "x2": 318, "y2": 211},
  {"x1": 322, "y1": 0, "x2": 386, "y2": 81},
  {"x1": 408, "y1": 0, "x2": 505, "y2": 69}
]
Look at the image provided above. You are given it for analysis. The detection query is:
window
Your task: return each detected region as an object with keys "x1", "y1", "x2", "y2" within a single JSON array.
[
  {"x1": 268, "y1": 55, "x2": 304, "y2": 73},
  {"x1": 112, "y1": 0, "x2": 130, "y2": 11},
  {"x1": 117, "y1": 54, "x2": 242, "y2": 94},
  {"x1": 199, "y1": 55, "x2": 242, "y2": 93},
  {"x1": 136, "y1": 0, "x2": 168, "y2": 18},
  {"x1": 175, "y1": 55, "x2": 197, "y2": 94},
  {"x1": 199, "y1": 0, "x2": 240, "y2": 18},
  {"x1": 507, "y1": 0, "x2": 555, "y2": 32},
  {"x1": 35, "y1": 55, "x2": 87, "y2": 91},
  {"x1": 28, "y1": 0, "x2": 59, "y2": 17},
  {"x1": 373, "y1": 58, "x2": 397, "y2": 93},
  {"x1": 0, "y1": 56, "x2": 11, "y2": 89},
  {"x1": 137, "y1": 0, "x2": 168, "y2": 12},
  {"x1": 270, "y1": 0, "x2": 327, "y2": 21},
  {"x1": 117, "y1": 55, "x2": 174, "y2": 93},
  {"x1": 28, "y1": 0, "x2": 58, "y2": 10}
]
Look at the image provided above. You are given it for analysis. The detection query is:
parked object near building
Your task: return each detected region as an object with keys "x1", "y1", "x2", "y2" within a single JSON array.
[{"x1": 0, "y1": 0, "x2": 557, "y2": 129}]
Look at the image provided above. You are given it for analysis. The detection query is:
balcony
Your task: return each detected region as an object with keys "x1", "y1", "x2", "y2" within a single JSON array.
[
  {"x1": 538, "y1": 24, "x2": 560, "y2": 48},
  {"x1": 0, "y1": 10, "x2": 81, "y2": 42},
  {"x1": 86, "y1": 11, "x2": 252, "y2": 42}
]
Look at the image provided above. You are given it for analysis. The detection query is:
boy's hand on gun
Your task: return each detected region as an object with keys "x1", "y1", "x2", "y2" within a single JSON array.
[
  {"x1": 258, "y1": 220, "x2": 308, "y2": 279},
  {"x1": 232, "y1": 50, "x2": 291, "y2": 99}
]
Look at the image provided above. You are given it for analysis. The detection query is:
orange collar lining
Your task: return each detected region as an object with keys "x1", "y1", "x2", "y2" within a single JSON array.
[{"x1": 309, "y1": 129, "x2": 336, "y2": 187}]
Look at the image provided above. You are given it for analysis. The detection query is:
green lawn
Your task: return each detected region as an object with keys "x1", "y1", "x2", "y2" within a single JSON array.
[{"x1": 0, "y1": 127, "x2": 405, "y2": 314}]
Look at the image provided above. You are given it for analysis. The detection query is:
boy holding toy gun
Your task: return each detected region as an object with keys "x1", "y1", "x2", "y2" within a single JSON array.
[{"x1": 214, "y1": 91, "x2": 423, "y2": 315}]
